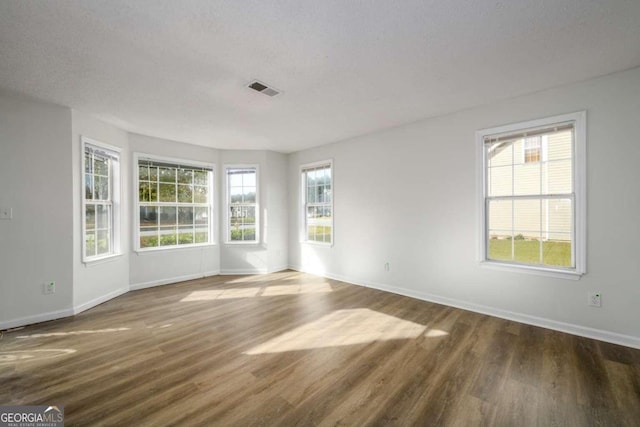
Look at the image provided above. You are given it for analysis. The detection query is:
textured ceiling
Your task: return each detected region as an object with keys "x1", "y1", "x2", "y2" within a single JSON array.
[{"x1": 1, "y1": 1, "x2": 639, "y2": 153}]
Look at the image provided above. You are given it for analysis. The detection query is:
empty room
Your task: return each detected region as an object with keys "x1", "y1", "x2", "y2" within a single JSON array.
[{"x1": 1, "y1": 1, "x2": 639, "y2": 425}]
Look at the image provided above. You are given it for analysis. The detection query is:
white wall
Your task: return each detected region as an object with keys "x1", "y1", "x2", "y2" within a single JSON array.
[
  {"x1": 71, "y1": 110, "x2": 130, "y2": 311},
  {"x1": 265, "y1": 151, "x2": 289, "y2": 272},
  {"x1": 288, "y1": 67, "x2": 640, "y2": 348},
  {"x1": 128, "y1": 133, "x2": 221, "y2": 289},
  {"x1": 219, "y1": 150, "x2": 289, "y2": 274},
  {"x1": 0, "y1": 90, "x2": 73, "y2": 328}
]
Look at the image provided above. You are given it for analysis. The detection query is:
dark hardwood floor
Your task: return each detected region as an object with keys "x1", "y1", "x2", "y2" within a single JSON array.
[{"x1": 1, "y1": 270, "x2": 639, "y2": 426}]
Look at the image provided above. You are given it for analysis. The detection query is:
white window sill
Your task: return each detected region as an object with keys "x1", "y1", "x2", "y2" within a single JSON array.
[
  {"x1": 480, "y1": 261, "x2": 583, "y2": 280},
  {"x1": 135, "y1": 243, "x2": 216, "y2": 255},
  {"x1": 223, "y1": 241, "x2": 261, "y2": 246},
  {"x1": 302, "y1": 240, "x2": 333, "y2": 248},
  {"x1": 83, "y1": 253, "x2": 123, "y2": 266}
]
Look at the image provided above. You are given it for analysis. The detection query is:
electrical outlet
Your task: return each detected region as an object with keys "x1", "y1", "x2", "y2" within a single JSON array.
[
  {"x1": 588, "y1": 292, "x2": 601, "y2": 307},
  {"x1": 384, "y1": 262, "x2": 390, "y2": 271},
  {"x1": 0, "y1": 207, "x2": 12, "y2": 220},
  {"x1": 43, "y1": 281, "x2": 56, "y2": 295}
]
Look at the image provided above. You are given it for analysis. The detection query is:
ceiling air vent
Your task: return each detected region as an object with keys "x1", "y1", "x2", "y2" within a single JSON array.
[{"x1": 248, "y1": 80, "x2": 280, "y2": 97}]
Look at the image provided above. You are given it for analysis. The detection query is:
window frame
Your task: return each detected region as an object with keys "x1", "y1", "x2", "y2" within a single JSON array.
[
  {"x1": 476, "y1": 111, "x2": 586, "y2": 280},
  {"x1": 133, "y1": 152, "x2": 215, "y2": 252},
  {"x1": 224, "y1": 164, "x2": 260, "y2": 245},
  {"x1": 81, "y1": 136, "x2": 121, "y2": 263},
  {"x1": 300, "y1": 159, "x2": 334, "y2": 246}
]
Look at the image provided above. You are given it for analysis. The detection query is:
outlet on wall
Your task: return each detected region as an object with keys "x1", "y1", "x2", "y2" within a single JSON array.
[
  {"x1": 384, "y1": 262, "x2": 390, "y2": 271},
  {"x1": 0, "y1": 207, "x2": 12, "y2": 220},
  {"x1": 43, "y1": 281, "x2": 56, "y2": 295},
  {"x1": 588, "y1": 292, "x2": 601, "y2": 307}
]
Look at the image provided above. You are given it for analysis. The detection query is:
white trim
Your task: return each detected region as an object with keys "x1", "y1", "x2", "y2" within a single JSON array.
[
  {"x1": 220, "y1": 268, "x2": 269, "y2": 275},
  {"x1": 288, "y1": 265, "x2": 640, "y2": 350},
  {"x1": 223, "y1": 164, "x2": 260, "y2": 244},
  {"x1": 134, "y1": 243, "x2": 216, "y2": 255},
  {"x1": 73, "y1": 287, "x2": 129, "y2": 315},
  {"x1": 133, "y1": 152, "x2": 216, "y2": 252},
  {"x1": 130, "y1": 270, "x2": 220, "y2": 291},
  {"x1": 300, "y1": 159, "x2": 334, "y2": 246},
  {"x1": 476, "y1": 111, "x2": 586, "y2": 278},
  {"x1": 0, "y1": 308, "x2": 74, "y2": 331}
]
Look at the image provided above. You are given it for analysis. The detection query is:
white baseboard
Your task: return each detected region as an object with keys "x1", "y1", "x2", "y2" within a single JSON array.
[
  {"x1": 219, "y1": 268, "x2": 266, "y2": 275},
  {"x1": 288, "y1": 265, "x2": 640, "y2": 350},
  {"x1": 0, "y1": 308, "x2": 74, "y2": 331},
  {"x1": 130, "y1": 270, "x2": 220, "y2": 291},
  {"x1": 73, "y1": 287, "x2": 129, "y2": 315}
]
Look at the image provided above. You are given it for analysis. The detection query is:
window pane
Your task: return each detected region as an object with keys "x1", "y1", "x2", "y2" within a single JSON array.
[
  {"x1": 139, "y1": 165, "x2": 149, "y2": 180},
  {"x1": 94, "y1": 176, "x2": 108, "y2": 200},
  {"x1": 85, "y1": 232, "x2": 96, "y2": 257},
  {"x1": 139, "y1": 182, "x2": 149, "y2": 202},
  {"x1": 139, "y1": 182, "x2": 157, "y2": 202},
  {"x1": 513, "y1": 200, "x2": 540, "y2": 236},
  {"x1": 547, "y1": 160, "x2": 572, "y2": 194},
  {"x1": 543, "y1": 199, "x2": 573, "y2": 236},
  {"x1": 512, "y1": 234, "x2": 541, "y2": 264},
  {"x1": 85, "y1": 174, "x2": 93, "y2": 200},
  {"x1": 178, "y1": 184, "x2": 193, "y2": 203},
  {"x1": 140, "y1": 206, "x2": 158, "y2": 227},
  {"x1": 178, "y1": 207, "x2": 194, "y2": 225},
  {"x1": 159, "y1": 206, "x2": 177, "y2": 226},
  {"x1": 230, "y1": 187, "x2": 242, "y2": 204},
  {"x1": 140, "y1": 228, "x2": 158, "y2": 248},
  {"x1": 159, "y1": 183, "x2": 176, "y2": 202},
  {"x1": 85, "y1": 152, "x2": 92, "y2": 173},
  {"x1": 85, "y1": 205, "x2": 96, "y2": 230},
  {"x1": 97, "y1": 230, "x2": 110, "y2": 255},
  {"x1": 243, "y1": 171, "x2": 256, "y2": 187},
  {"x1": 94, "y1": 157, "x2": 109, "y2": 176},
  {"x1": 243, "y1": 186, "x2": 256, "y2": 203},
  {"x1": 487, "y1": 165, "x2": 512, "y2": 197},
  {"x1": 194, "y1": 170, "x2": 208, "y2": 185},
  {"x1": 96, "y1": 204, "x2": 110, "y2": 230},
  {"x1": 159, "y1": 167, "x2": 176, "y2": 183},
  {"x1": 487, "y1": 142, "x2": 513, "y2": 168},
  {"x1": 547, "y1": 130, "x2": 573, "y2": 161},
  {"x1": 178, "y1": 226, "x2": 194, "y2": 245},
  {"x1": 195, "y1": 207, "x2": 208, "y2": 225},
  {"x1": 195, "y1": 227, "x2": 208, "y2": 243},
  {"x1": 514, "y1": 162, "x2": 542, "y2": 196},
  {"x1": 487, "y1": 200, "x2": 512, "y2": 234},
  {"x1": 159, "y1": 227, "x2": 177, "y2": 246},
  {"x1": 542, "y1": 234, "x2": 572, "y2": 267},
  {"x1": 194, "y1": 185, "x2": 208, "y2": 203},
  {"x1": 178, "y1": 169, "x2": 193, "y2": 184},
  {"x1": 324, "y1": 185, "x2": 332, "y2": 203},
  {"x1": 246, "y1": 206, "x2": 256, "y2": 225},
  {"x1": 229, "y1": 173, "x2": 242, "y2": 187},
  {"x1": 149, "y1": 167, "x2": 158, "y2": 182}
]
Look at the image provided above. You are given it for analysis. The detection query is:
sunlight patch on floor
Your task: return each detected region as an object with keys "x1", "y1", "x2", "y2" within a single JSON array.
[
  {"x1": 244, "y1": 308, "x2": 430, "y2": 354},
  {"x1": 0, "y1": 349, "x2": 77, "y2": 364},
  {"x1": 180, "y1": 283, "x2": 332, "y2": 301},
  {"x1": 16, "y1": 327, "x2": 131, "y2": 339}
]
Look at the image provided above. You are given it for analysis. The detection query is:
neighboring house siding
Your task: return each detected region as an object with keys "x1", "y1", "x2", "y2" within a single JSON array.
[{"x1": 487, "y1": 130, "x2": 572, "y2": 241}]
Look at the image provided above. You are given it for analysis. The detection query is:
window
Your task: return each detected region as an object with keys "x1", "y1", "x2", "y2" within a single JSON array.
[
  {"x1": 135, "y1": 154, "x2": 214, "y2": 251},
  {"x1": 477, "y1": 112, "x2": 586, "y2": 278},
  {"x1": 523, "y1": 136, "x2": 542, "y2": 163},
  {"x1": 225, "y1": 166, "x2": 258, "y2": 243},
  {"x1": 82, "y1": 138, "x2": 121, "y2": 262},
  {"x1": 301, "y1": 161, "x2": 333, "y2": 244}
]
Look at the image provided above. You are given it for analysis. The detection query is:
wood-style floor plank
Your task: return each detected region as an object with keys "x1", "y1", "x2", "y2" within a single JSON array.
[{"x1": 1, "y1": 270, "x2": 639, "y2": 426}]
